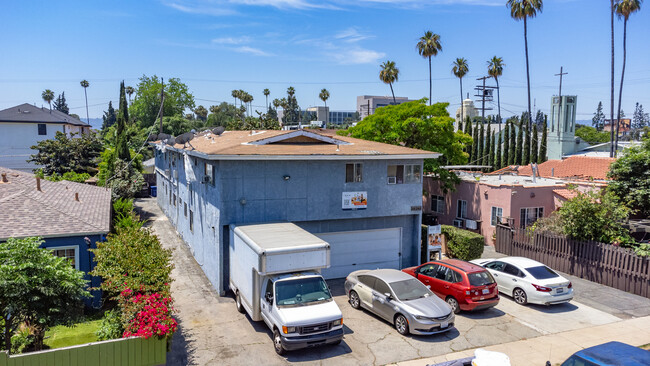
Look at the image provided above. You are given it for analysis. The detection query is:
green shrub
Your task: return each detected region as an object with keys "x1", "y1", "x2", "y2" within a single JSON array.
[
  {"x1": 441, "y1": 225, "x2": 484, "y2": 261},
  {"x1": 11, "y1": 327, "x2": 33, "y2": 354},
  {"x1": 96, "y1": 310, "x2": 124, "y2": 341},
  {"x1": 113, "y1": 198, "x2": 134, "y2": 219}
]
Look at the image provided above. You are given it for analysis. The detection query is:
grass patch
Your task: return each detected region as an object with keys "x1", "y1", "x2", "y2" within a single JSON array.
[
  {"x1": 641, "y1": 343, "x2": 650, "y2": 351},
  {"x1": 44, "y1": 319, "x2": 102, "y2": 349}
]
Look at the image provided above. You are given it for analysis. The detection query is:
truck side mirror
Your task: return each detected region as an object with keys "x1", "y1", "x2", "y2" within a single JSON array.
[{"x1": 265, "y1": 292, "x2": 273, "y2": 304}]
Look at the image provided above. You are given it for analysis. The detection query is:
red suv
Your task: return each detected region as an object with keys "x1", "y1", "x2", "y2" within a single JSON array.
[{"x1": 403, "y1": 259, "x2": 499, "y2": 313}]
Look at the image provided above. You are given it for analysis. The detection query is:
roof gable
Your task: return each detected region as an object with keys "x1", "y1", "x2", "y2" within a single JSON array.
[
  {"x1": 247, "y1": 130, "x2": 352, "y2": 146},
  {"x1": 0, "y1": 103, "x2": 90, "y2": 127}
]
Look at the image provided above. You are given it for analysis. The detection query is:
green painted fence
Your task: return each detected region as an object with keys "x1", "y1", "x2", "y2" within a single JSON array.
[{"x1": 0, "y1": 336, "x2": 166, "y2": 366}]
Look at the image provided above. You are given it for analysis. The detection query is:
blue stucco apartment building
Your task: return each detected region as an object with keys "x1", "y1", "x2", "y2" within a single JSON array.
[{"x1": 154, "y1": 129, "x2": 438, "y2": 294}]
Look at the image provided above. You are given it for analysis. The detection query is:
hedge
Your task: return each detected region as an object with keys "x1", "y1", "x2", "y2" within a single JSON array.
[{"x1": 441, "y1": 225, "x2": 484, "y2": 261}]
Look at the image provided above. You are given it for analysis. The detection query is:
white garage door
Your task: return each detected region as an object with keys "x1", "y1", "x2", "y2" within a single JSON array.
[{"x1": 316, "y1": 228, "x2": 401, "y2": 279}]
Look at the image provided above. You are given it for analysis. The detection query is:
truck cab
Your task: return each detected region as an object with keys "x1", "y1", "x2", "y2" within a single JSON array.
[{"x1": 261, "y1": 272, "x2": 343, "y2": 354}]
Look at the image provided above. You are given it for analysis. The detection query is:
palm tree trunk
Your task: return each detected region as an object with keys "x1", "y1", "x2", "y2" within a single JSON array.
[
  {"x1": 84, "y1": 88, "x2": 89, "y2": 124},
  {"x1": 390, "y1": 83, "x2": 396, "y2": 104},
  {"x1": 615, "y1": 18, "x2": 628, "y2": 157},
  {"x1": 524, "y1": 16, "x2": 532, "y2": 129},
  {"x1": 266, "y1": 96, "x2": 268, "y2": 110},
  {"x1": 610, "y1": 0, "x2": 615, "y2": 157},
  {"x1": 496, "y1": 77, "x2": 502, "y2": 134},
  {"x1": 459, "y1": 77, "x2": 464, "y2": 131},
  {"x1": 428, "y1": 56, "x2": 432, "y2": 106}
]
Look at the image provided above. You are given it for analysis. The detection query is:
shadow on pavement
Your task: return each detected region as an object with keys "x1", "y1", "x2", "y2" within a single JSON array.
[
  {"x1": 459, "y1": 307, "x2": 506, "y2": 320},
  {"x1": 167, "y1": 317, "x2": 195, "y2": 366},
  {"x1": 500, "y1": 294, "x2": 579, "y2": 313}
]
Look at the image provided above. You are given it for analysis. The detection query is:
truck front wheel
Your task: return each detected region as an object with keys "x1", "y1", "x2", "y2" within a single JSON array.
[
  {"x1": 273, "y1": 329, "x2": 285, "y2": 355},
  {"x1": 235, "y1": 292, "x2": 245, "y2": 314}
]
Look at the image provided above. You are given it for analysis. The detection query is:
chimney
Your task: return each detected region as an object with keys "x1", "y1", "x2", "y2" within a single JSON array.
[
  {"x1": 75, "y1": 192, "x2": 79, "y2": 201},
  {"x1": 36, "y1": 176, "x2": 41, "y2": 191},
  {"x1": 1, "y1": 173, "x2": 7, "y2": 183}
]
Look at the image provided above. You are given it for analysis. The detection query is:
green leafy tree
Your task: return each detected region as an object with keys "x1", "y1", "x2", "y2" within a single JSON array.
[
  {"x1": 194, "y1": 105, "x2": 208, "y2": 122},
  {"x1": 0, "y1": 237, "x2": 89, "y2": 351},
  {"x1": 41, "y1": 89, "x2": 54, "y2": 111},
  {"x1": 53, "y1": 92, "x2": 69, "y2": 114},
  {"x1": 105, "y1": 159, "x2": 144, "y2": 200},
  {"x1": 507, "y1": 0, "x2": 543, "y2": 130},
  {"x1": 379, "y1": 61, "x2": 399, "y2": 104},
  {"x1": 503, "y1": 121, "x2": 510, "y2": 167},
  {"x1": 608, "y1": 138, "x2": 650, "y2": 217},
  {"x1": 576, "y1": 125, "x2": 611, "y2": 144},
  {"x1": 208, "y1": 102, "x2": 240, "y2": 127},
  {"x1": 116, "y1": 82, "x2": 130, "y2": 161},
  {"x1": 29, "y1": 131, "x2": 103, "y2": 175},
  {"x1": 130, "y1": 75, "x2": 195, "y2": 127},
  {"x1": 487, "y1": 56, "x2": 505, "y2": 132},
  {"x1": 539, "y1": 117, "x2": 548, "y2": 163},
  {"x1": 593, "y1": 101, "x2": 606, "y2": 130},
  {"x1": 452, "y1": 58, "x2": 469, "y2": 125},
  {"x1": 416, "y1": 31, "x2": 442, "y2": 105},
  {"x1": 101, "y1": 101, "x2": 117, "y2": 132},
  {"x1": 344, "y1": 100, "x2": 471, "y2": 191},
  {"x1": 531, "y1": 123, "x2": 539, "y2": 164},
  {"x1": 515, "y1": 119, "x2": 523, "y2": 165},
  {"x1": 282, "y1": 87, "x2": 300, "y2": 126}
]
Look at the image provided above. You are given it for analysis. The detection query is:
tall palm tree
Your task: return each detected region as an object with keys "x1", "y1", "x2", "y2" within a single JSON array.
[
  {"x1": 507, "y1": 0, "x2": 543, "y2": 128},
  {"x1": 416, "y1": 31, "x2": 442, "y2": 105},
  {"x1": 287, "y1": 86, "x2": 295, "y2": 98},
  {"x1": 452, "y1": 58, "x2": 469, "y2": 131},
  {"x1": 614, "y1": 0, "x2": 642, "y2": 155},
  {"x1": 319, "y1": 88, "x2": 330, "y2": 107},
  {"x1": 41, "y1": 89, "x2": 55, "y2": 111},
  {"x1": 272, "y1": 98, "x2": 281, "y2": 110},
  {"x1": 231, "y1": 89, "x2": 239, "y2": 108},
  {"x1": 379, "y1": 61, "x2": 399, "y2": 104},
  {"x1": 263, "y1": 88, "x2": 270, "y2": 110},
  {"x1": 80, "y1": 80, "x2": 90, "y2": 123},
  {"x1": 488, "y1": 56, "x2": 505, "y2": 133},
  {"x1": 125, "y1": 86, "x2": 135, "y2": 105},
  {"x1": 610, "y1": 0, "x2": 616, "y2": 157}
]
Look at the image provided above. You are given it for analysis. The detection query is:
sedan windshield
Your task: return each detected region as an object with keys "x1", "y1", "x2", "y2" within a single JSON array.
[
  {"x1": 468, "y1": 271, "x2": 495, "y2": 286},
  {"x1": 389, "y1": 279, "x2": 432, "y2": 301},
  {"x1": 525, "y1": 266, "x2": 559, "y2": 280},
  {"x1": 275, "y1": 277, "x2": 332, "y2": 307}
]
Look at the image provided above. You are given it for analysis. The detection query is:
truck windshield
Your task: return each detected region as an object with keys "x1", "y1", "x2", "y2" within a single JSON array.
[{"x1": 275, "y1": 277, "x2": 332, "y2": 307}]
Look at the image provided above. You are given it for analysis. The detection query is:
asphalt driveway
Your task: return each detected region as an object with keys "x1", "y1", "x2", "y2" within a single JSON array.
[{"x1": 134, "y1": 198, "x2": 650, "y2": 366}]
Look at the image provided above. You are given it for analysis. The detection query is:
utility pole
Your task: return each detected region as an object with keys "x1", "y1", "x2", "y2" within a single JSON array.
[
  {"x1": 554, "y1": 67, "x2": 568, "y2": 131},
  {"x1": 159, "y1": 78, "x2": 165, "y2": 135},
  {"x1": 474, "y1": 76, "x2": 496, "y2": 124}
]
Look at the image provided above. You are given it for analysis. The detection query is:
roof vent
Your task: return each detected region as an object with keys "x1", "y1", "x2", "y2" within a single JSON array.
[
  {"x1": 75, "y1": 192, "x2": 80, "y2": 201},
  {"x1": 36, "y1": 177, "x2": 41, "y2": 191},
  {"x1": 1, "y1": 173, "x2": 7, "y2": 183}
]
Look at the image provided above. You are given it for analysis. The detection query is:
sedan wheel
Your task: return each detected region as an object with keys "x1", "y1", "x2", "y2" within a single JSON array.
[
  {"x1": 394, "y1": 314, "x2": 409, "y2": 335},
  {"x1": 446, "y1": 297, "x2": 460, "y2": 314},
  {"x1": 513, "y1": 288, "x2": 528, "y2": 305},
  {"x1": 349, "y1": 290, "x2": 361, "y2": 309},
  {"x1": 273, "y1": 329, "x2": 285, "y2": 355}
]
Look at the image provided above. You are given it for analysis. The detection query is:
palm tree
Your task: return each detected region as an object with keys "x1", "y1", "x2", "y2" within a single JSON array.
[
  {"x1": 416, "y1": 31, "x2": 442, "y2": 105},
  {"x1": 263, "y1": 88, "x2": 270, "y2": 110},
  {"x1": 610, "y1": 0, "x2": 616, "y2": 157},
  {"x1": 125, "y1": 86, "x2": 135, "y2": 105},
  {"x1": 614, "y1": 0, "x2": 642, "y2": 155},
  {"x1": 80, "y1": 80, "x2": 90, "y2": 123},
  {"x1": 272, "y1": 98, "x2": 281, "y2": 110},
  {"x1": 488, "y1": 56, "x2": 505, "y2": 133},
  {"x1": 379, "y1": 61, "x2": 399, "y2": 104},
  {"x1": 507, "y1": 0, "x2": 543, "y2": 128},
  {"x1": 231, "y1": 89, "x2": 239, "y2": 108},
  {"x1": 287, "y1": 86, "x2": 295, "y2": 98},
  {"x1": 319, "y1": 88, "x2": 330, "y2": 107},
  {"x1": 41, "y1": 89, "x2": 55, "y2": 111},
  {"x1": 452, "y1": 58, "x2": 469, "y2": 131}
]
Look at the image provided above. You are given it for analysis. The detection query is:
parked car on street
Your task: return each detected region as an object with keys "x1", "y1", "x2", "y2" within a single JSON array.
[
  {"x1": 559, "y1": 341, "x2": 650, "y2": 366},
  {"x1": 344, "y1": 269, "x2": 454, "y2": 336},
  {"x1": 471, "y1": 257, "x2": 573, "y2": 306},
  {"x1": 402, "y1": 259, "x2": 499, "y2": 314}
]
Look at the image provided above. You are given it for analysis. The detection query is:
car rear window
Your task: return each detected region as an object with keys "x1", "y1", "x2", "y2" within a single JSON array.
[
  {"x1": 526, "y1": 266, "x2": 559, "y2": 280},
  {"x1": 468, "y1": 271, "x2": 495, "y2": 286}
]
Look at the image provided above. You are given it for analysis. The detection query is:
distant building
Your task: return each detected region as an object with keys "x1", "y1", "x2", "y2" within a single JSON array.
[
  {"x1": 0, "y1": 103, "x2": 92, "y2": 172},
  {"x1": 455, "y1": 98, "x2": 478, "y2": 125},
  {"x1": 547, "y1": 95, "x2": 579, "y2": 160},
  {"x1": 357, "y1": 95, "x2": 415, "y2": 119},
  {"x1": 604, "y1": 119, "x2": 631, "y2": 134}
]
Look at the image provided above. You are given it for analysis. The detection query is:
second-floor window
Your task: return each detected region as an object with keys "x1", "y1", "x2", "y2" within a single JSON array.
[
  {"x1": 387, "y1": 164, "x2": 421, "y2": 184},
  {"x1": 38, "y1": 124, "x2": 47, "y2": 135},
  {"x1": 431, "y1": 195, "x2": 445, "y2": 214},
  {"x1": 456, "y1": 200, "x2": 467, "y2": 219},
  {"x1": 345, "y1": 163, "x2": 363, "y2": 183}
]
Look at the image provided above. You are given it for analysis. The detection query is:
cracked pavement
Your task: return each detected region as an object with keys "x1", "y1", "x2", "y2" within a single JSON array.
[{"x1": 134, "y1": 198, "x2": 650, "y2": 366}]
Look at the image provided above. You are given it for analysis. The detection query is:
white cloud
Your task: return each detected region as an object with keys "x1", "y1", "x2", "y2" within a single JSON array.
[
  {"x1": 163, "y1": 1, "x2": 237, "y2": 15},
  {"x1": 212, "y1": 36, "x2": 252, "y2": 44},
  {"x1": 333, "y1": 48, "x2": 386, "y2": 65},
  {"x1": 334, "y1": 27, "x2": 372, "y2": 43},
  {"x1": 234, "y1": 46, "x2": 273, "y2": 56}
]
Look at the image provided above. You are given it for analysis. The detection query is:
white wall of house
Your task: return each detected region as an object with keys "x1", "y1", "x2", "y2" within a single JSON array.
[{"x1": 0, "y1": 122, "x2": 65, "y2": 171}]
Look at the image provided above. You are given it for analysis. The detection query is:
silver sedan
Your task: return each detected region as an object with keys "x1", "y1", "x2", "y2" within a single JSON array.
[{"x1": 344, "y1": 269, "x2": 455, "y2": 336}]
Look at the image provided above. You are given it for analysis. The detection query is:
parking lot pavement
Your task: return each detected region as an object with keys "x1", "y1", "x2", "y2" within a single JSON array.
[{"x1": 135, "y1": 198, "x2": 650, "y2": 366}]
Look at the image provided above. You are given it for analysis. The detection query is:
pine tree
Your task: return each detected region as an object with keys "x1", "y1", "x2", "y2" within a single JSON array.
[
  {"x1": 633, "y1": 102, "x2": 648, "y2": 129},
  {"x1": 515, "y1": 119, "x2": 523, "y2": 165},
  {"x1": 101, "y1": 101, "x2": 117, "y2": 131},
  {"x1": 472, "y1": 122, "x2": 479, "y2": 164},
  {"x1": 539, "y1": 116, "x2": 548, "y2": 163},
  {"x1": 523, "y1": 116, "x2": 531, "y2": 165},
  {"x1": 488, "y1": 127, "x2": 494, "y2": 170},
  {"x1": 478, "y1": 122, "x2": 485, "y2": 166},
  {"x1": 53, "y1": 92, "x2": 69, "y2": 114},
  {"x1": 509, "y1": 119, "x2": 516, "y2": 165},
  {"x1": 593, "y1": 101, "x2": 606, "y2": 131},
  {"x1": 115, "y1": 81, "x2": 130, "y2": 161},
  {"x1": 503, "y1": 122, "x2": 510, "y2": 167},
  {"x1": 531, "y1": 123, "x2": 539, "y2": 164},
  {"x1": 465, "y1": 117, "x2": 473, "y2": 162},
  {"x1": 496, "y1": 133, "x2": 502, "y2": 169}
]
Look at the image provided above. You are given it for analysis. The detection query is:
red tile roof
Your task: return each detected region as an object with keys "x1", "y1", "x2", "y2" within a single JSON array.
[
  {"x1": 553, "y1": 189, "x2": 579, "y2": 201},
  {"x1": 512, "y1": 156, "x2": 615, "y2": 180}
]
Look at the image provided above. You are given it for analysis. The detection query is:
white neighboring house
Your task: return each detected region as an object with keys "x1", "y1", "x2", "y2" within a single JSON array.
[{"x1": 0, "y1": 103, "x2": 92, "y2": 172}]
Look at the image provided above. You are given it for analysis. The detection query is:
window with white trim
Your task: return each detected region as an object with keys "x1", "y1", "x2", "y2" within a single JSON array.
[
  {"x1": 387, "y1": 164, "x2": 421, "y2": 184},
  {"x1": 520, "y1": 207, "x2": 544, "y2": 228},
  {"x1": 50, "y1": 246, "x2": 79, "y2": 270},
  {"x1": 345, "y1": 163, "x2": 363, "y2": 183},
  {"x1": 456, "y1": 200, "x2": 467, "y2": 219},
  {"x1": 491, "y1": 207, "x2": 503, "y2": 226},
  {"x1": 431, "y1": 195, "x2": 445, "y2": 214}
]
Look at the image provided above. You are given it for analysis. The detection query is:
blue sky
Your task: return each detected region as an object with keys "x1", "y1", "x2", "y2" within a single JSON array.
[{"x1": 1, "y1": 0, "x2": 649, "y2": 122}]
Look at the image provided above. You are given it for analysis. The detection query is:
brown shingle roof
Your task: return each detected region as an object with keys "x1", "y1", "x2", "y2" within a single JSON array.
[
  {"x1": 0, "y1": 103, "x2": 90, "y2": 127},
  {"x1": 155, "y1": 129, "x2": 439, "y2": 158},
  {"x1": 0, "y1": 168, "x2": 111, "y2": 240},
  {"x1": 515, "y1": 156, "x2": 615, "y2": 180}
]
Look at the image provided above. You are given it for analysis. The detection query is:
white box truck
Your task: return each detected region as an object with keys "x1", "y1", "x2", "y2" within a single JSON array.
[{"x1": 229, "y1": 223, "x2": 344, "y2": 355}]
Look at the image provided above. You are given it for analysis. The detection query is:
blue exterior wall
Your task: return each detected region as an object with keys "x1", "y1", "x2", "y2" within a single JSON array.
[{"x1": 155, "y1": 148, "x2": 424, "y2": 294}]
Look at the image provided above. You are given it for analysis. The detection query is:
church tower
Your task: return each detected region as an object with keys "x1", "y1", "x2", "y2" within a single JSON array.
[{"x1": 547, "y1": 95, "x2": 577, "y2": 160}]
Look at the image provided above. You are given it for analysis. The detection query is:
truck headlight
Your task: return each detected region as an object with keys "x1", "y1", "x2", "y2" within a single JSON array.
[
  {"x1": 282, "y1": 326, "x2": 297, "y2": 334},
  {"x1": 332, "y1": 318, "x2": 343, "y2": 327}
]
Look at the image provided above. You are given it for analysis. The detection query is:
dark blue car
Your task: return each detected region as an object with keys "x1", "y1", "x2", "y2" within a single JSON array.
[{"x1": 561, "y1": 342, "x2": 650, "y2": 366}]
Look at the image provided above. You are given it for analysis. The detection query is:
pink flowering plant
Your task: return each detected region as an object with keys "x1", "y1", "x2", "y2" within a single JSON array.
[{"x1": 119, "y1": 288, "x2": 177, "y2": 339}]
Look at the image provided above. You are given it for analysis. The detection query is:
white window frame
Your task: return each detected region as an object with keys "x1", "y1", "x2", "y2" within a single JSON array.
[
  {"x1": 456, "y1": 200, "x2": 467, "y2": 219},
  {"x1": 520, "y1": 207, "x2": 544, "y2": 228},
  {"x1": 345, "y1": 163, "x2": 363, "y2": 183},
  {"x1": 491, "y1": 206, "x2": 503, "y2": 226},
  {"x1": 387, "y1": 164, "x2": 421, "y2": 184},
  {"x1": 431, "y1": 195, "x2": 445, "y2": 214},
  {"x1": 48, "y1": 245, "x2": 79, "y2": 270}
]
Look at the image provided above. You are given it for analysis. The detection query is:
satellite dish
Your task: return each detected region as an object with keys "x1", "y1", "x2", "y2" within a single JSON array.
[
  {"x1": 212, "y1": 126, "x2": 225, "y2": 136},
  {"x1": 158, "y1": 133, "x2": 171, "y2": 141},
  {"x1": 176, "y1": 132, "x2": 195, "y2": 145},
  {"x1": 147, "y1": 133, "x2": 159, "y2": 141},
  {"x1": 165, "y1": 137, "x2": 176, "y2": 146}
]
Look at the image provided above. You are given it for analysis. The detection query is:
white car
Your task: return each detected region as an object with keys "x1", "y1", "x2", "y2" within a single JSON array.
[{"x1": 470, "y1": 257, "x2": 573, "y2": 306}]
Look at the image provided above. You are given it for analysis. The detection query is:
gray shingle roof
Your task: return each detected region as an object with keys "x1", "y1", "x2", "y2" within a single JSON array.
[
  {"x1": 0, "y1": 103, "x2": 91, "y2": 127},
  {"x1": 0, "y1": 167, "x2": 111, "y2": 240}
]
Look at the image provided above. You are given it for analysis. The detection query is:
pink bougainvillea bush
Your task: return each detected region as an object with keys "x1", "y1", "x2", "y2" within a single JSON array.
[{"x1": 119, "y1": 288, "x2": 177, "y2": 339}]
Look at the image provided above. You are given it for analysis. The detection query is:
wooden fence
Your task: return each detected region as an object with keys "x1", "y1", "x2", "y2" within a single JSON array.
[
  {"x1": 495, "y1": 224, "x2": 650, "y2": 299},
  {"x1": 0, "y1": 336, "x2": 166, "y2": 366}
]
